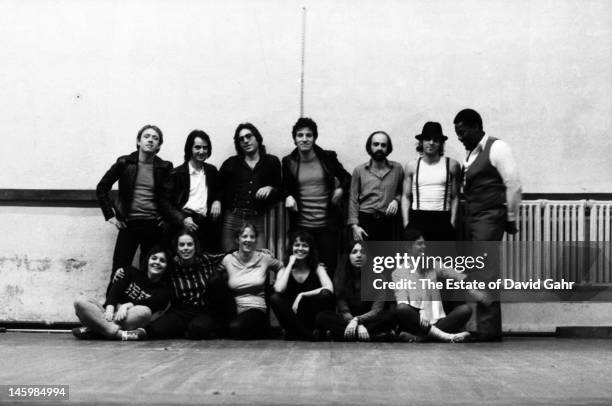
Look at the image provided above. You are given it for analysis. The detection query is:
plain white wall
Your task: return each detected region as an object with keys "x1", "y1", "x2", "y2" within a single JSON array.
[{"x1": 0, "y1": 0, "x2": 610, "y2": 192}]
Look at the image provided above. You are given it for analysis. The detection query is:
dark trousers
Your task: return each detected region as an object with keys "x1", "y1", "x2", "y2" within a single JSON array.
[
  {"x1": 315, "y1": 309, "x2": 396, "y2": 340},
  {"x1": 298, "y1": 226, "x2": 339, "y2": 278},
  {"x1": 270, "y1": 290, "x2": 335, "y2": 340},
  {"x1": 228, "y1": 308, "x2": 270, "y2": 340},
  {"x1": 109, "y1": 219, "x2": 163, "y2": 294},
  {"x1": 464, "y1": 206, "x2": 506, "y2": 341},
  {"x1": 147, "y1": 305, "x2": 221, "y2": 340},
  {"x1": 395, "y1": 304, "x2": 472, "y2": 335},
  {"x1": 179, "y1": 211, "x2": 221, "y2": 254},
  {"x1": 358, "y1": 212, "x2": 400, "y2": 241},
  {"x1": 409, "y1": 210, "x2": 456, "y2": 241},
  {"x1": 464, "y1": 206, "x2": 506, "y2": 241}
]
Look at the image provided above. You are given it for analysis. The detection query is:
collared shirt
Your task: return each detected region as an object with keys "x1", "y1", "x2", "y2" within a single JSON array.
[
  {"x1": 219, "y1": 154, "x2": 281, "y2": 212},
  {"x1": 464, "y1": 134, "x2": 521, "y2": 221},
  {"x1": 348, "y1": 159, "x2": 404, "y2": 225},
  {"x1": 183, "y1": 162, "x2": 208, "y2": 217}
]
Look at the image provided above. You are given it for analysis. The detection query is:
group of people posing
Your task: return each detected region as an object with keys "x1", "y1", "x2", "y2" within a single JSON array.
[{"x1": 73, "y1": 109, "x2": 522, "y2": 342}]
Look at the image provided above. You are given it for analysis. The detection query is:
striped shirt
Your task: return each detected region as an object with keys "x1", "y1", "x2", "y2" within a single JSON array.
[{"x1": 169, "y1": 253, "x2": 225, "y2": 307}]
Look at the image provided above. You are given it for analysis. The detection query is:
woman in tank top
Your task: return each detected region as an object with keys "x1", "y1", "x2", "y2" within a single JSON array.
[{"x1": 270, "y1": 230, "x2": 335, "y2": 340}]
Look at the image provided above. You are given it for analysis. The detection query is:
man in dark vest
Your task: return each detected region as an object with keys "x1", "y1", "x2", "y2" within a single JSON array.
[{"x1": 454, "y1": 108, "x2": 522, "y2": 341}]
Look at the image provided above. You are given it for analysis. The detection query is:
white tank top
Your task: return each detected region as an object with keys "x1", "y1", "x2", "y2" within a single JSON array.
[{"x1": 411, "y1": 157, "x2": 451, "y2": 211}]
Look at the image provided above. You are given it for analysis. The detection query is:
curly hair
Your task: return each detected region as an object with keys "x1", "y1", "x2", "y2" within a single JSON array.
[
  {"x1": 291, "y1": 117, "x2": 318, "y2": 140},
  {"x1": 285, "y1": 229, "x2": 319, "y2": 270}
]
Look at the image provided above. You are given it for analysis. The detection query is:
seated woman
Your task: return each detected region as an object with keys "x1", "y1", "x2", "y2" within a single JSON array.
[
  {"x1": 145, "y1": 230, "x2": 227, "y2": 340},
  {"x1": 315, "y1": 241, "x2": 396, "y2": 341},
  {"x1": 393, "y1": 227, "x2": 481, "y2": 343},
  {"x1": 270, "y1": 230, "x2": 335, "y2": 340},
  {"x1": 73, "y1": 245, "x2": 171, "y2": 340},
  {"x1": 217, "y1": 224, "x2": 284, "y2": 339}
]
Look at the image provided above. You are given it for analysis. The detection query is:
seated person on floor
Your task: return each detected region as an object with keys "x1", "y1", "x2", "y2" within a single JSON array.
[
  {"x1": 73, "y1": 245, "x2": 171, "y2": 340},
  {"x1": 392, "y1": 227, "x2": 489, "y2": 343},
  {"x1": 217, "y1": 223, "x2": 284, "y2": 339},
  {"x1": 271, "y1": 230, "x2": 335, "y2": 340},
  {"x1": 144, "y1": 230, "x2": 228, "y2": 340},
  {"x1": 315, "y1": 240, "x2": 396, "y2": 341}
]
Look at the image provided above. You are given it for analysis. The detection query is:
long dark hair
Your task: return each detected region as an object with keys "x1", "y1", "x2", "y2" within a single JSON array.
[
  {"x1": 183, "y1": 129, "x2": 212, "y2": 162},
  {"x1": 334, "y1": 240, "x2": 366, "y2": 300},
  {"x1": 285, "y1": 229, "x2": 318, "y2": 271},
  {"x1": 172, "y1": 229, "x2": 202, "y2": 259}
]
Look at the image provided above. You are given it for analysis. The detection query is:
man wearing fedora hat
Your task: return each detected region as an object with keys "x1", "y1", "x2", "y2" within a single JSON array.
[
  {"x1": 348, "y1": 131, "x2": 404, "y2": 241},
  {"x1": 401, "y1": 122, "x2": 460, "y2": 242}
]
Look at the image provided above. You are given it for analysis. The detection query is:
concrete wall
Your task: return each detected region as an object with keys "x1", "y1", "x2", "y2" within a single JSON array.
[{"x1": 1, "y1": 0, "x2": 610, "y2": 329}]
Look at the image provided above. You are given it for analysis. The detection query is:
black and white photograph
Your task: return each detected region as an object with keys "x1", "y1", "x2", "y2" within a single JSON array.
[{"x1": 0, "y1": 0, "x2": 610, "y2": 405}]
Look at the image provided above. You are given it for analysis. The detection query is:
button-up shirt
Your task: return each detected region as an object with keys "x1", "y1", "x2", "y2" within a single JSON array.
[
  {"x1": 182, "y1": 162, "x2": 208, "y2": 217},
  {"x1": 219, "y1": 153, "x2": 281, "y2": 213},
  {"x1": 348, "y1": 159, "x2": 404, "y2": 225}
]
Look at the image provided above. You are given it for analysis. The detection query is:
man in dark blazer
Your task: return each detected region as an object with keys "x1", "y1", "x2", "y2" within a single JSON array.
[{"x1": 165, "y1": 130, "x2": 222, "y2": 253}]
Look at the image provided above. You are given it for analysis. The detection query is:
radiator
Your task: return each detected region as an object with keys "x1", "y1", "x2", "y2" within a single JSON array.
[
  {"x1": 589, "y1": 201, "x2": 612, "y2": 283},
  {"x1": 264, "y1": 200, "x2": 611, "y2": 285},
  {"x1": 502, "y1": 200, "x2": 609, "y2": 285}
]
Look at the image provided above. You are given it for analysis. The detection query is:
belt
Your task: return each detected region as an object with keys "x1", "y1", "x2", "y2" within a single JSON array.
[
  {"x1": 359, "y1": 211, "x2": 386, "y2": 220},
  {"x1": 231, "y1": 207, "x2": 261, "y2": 216}
]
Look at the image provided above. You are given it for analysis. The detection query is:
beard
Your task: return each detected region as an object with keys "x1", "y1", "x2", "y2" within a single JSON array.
[{"x1": 372, "y1": 151, "x2": 386, "y2": 161}]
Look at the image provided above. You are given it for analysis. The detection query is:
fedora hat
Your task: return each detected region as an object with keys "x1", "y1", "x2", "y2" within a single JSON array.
[{"x1": 415, "y1": 122, "x2": 447, "y2": 141}]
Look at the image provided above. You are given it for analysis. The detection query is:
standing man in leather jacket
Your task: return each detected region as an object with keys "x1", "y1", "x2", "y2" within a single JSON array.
[
  {"x1": 282, "y1": 117, "x2": 351, "y2": 278},
  {"x1": 96, "y1": 124, "x2": 173, "y2": 290}
]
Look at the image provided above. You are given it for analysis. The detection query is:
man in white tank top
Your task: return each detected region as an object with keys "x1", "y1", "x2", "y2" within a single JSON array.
[{"x1": 401, "y1": 122, "x2": 460, "y2": 241}]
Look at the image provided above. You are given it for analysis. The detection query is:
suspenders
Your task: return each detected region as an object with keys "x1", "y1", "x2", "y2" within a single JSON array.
[
  {"x1": 415, "y1": 158, "x2": 421, "y2": 210},
  {"x1": 414, "y1": 157, "x2": 450, "y2": 211}
]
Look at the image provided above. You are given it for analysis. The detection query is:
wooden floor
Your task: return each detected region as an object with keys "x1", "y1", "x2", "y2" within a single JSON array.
[{"x1": 0, "y1": 333, "x2": 611, "y2": 405}]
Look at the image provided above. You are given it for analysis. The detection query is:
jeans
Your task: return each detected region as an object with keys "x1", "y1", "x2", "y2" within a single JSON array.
[{"x1": 74, "y1": 297, "x2": 152, "y2": 338}]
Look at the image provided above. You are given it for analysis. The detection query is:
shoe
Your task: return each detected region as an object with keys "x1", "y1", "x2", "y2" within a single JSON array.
[
  {"x1": 72, "y1": 327, "x2": 97, "y2": 340},
  {"x1": 118, "y1": 328, "x2": 147, "y2": 341}
]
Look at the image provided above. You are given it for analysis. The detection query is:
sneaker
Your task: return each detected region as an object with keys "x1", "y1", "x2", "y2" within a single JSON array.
[
  {"x1": 72, "y1": 327, "x2": 97, "y2": 340},
  {"x1": 118, "y1": 328, "x2": 147, "y2": 341}
]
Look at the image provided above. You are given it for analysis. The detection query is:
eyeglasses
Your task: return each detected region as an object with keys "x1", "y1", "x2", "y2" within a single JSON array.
[{"x1": 238, "y1": 133, "x2": 254, "y2": 142}]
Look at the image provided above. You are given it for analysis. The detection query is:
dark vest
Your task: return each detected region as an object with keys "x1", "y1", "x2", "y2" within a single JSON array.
[{"x1": 463, "y1": 136, "x2": 506, "y2": 213}]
